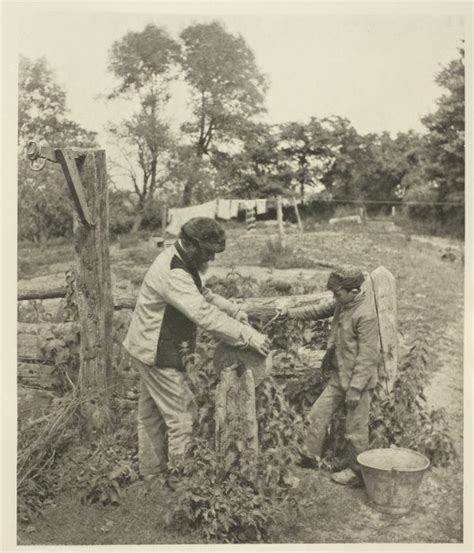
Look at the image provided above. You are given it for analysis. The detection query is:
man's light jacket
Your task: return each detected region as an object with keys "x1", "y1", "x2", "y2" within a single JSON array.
[{"x1": 123, "y1": 241, "x2": 257, "y2": 369}]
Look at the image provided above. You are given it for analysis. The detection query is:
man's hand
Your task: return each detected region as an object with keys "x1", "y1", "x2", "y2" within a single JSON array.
[
  {"x1": 235, "y1": 309, "x2": 249, "y2": 325},
  {"x1": 249, "y1": 332, "x2": 271, "y2": 356},
  {"x1": 276, "y1": 307, "x2": 288, "y2": 318},
  {"x1": 346, "y1": 387, "x2": 361, "y2": 409}
]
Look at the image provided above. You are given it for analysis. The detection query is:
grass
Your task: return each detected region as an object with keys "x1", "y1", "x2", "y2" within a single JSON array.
[{"x1": 18, "y1": 243, "x2": 75, "y2": 279}]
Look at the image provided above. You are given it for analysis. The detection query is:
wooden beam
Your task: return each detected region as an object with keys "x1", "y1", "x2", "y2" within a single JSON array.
[
  {"x1": 72, "y1": 149, "x2": 114, "y2": 433},
  {"x1": 18, "y1": 362, "x2": 60, "y2": 389},
  {"x1": 17, "y1": 322, "x2": 79, "y2": 335},
  {"x1": 18, "y1": 286, "x2": 336, "y2": 317},
  {"x1": 56, "y1": 148, "x2": 94, "y2": 226},
  {"x1": 17, "y1": 322, "x2": 79, "y2": 362}
]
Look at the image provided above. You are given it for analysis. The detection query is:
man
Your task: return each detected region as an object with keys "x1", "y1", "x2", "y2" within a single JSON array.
[
  {"x1": 123, "y1": 217, "x2": 270, "y2": 481},
  {"x1": 281, "y1": 265, "x2": 380, "y2": 485}
]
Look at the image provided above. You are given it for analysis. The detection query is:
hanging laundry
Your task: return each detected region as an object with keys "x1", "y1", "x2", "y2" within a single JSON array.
[
  {"x1": 166, "y1": 200, "x2": 217, "y2": 236},
  {"x1": 244, "y1": 199, "x2": 256, "y2": 210},
  {"x1": 256, "y1": 199, "x2": 267, "y2": 214},
  {"x1": 230, "y1": 199, "x2": 241, "y2": 218},
  {"x1": 217, "y1": 199, "x2": 232, "y2": 220}
]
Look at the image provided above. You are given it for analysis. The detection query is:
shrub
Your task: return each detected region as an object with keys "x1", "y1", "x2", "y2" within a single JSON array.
[
  {"x1": 259, "y1": 239, "x2": 316, "y2": 269},
  {"x1": 166, "y1": 335, "x2": 304, "y2": 543},
  {"x1": 368, "y1": 335, "x2": 457, "y2": 465}
]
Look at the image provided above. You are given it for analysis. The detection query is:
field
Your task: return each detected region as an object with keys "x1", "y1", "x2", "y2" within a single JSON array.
[{"x1": 16, "y1": 220, "x2": 465, "y2": 545}]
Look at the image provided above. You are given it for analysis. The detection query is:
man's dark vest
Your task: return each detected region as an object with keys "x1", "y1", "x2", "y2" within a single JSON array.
[{"x1": 154, "y1": 243, "x2": 202, "y2": 371}]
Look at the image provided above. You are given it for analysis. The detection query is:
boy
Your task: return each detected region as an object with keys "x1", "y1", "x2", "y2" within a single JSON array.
[{"x1": 281, "y1": 265, "x2": 380, "y2": 485}]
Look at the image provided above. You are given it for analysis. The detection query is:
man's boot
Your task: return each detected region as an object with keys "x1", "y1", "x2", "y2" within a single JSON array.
[{"x1": 331, "y1": 467, "x2": 360, "y2": 485}]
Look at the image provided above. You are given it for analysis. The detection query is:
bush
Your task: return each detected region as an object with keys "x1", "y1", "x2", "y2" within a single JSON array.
[
  {"x1": 259, "y1": 238, "x2": 316, "y2": 269},
  {"x1": 165, "y1": 334, "x2": 304, "y2": 543},
  {"x1": 402, "y1": 183, "x2": 464, "y2": 239},
  {"x1": 108, "y1": 189, "x2": 135, "y2": 238}
]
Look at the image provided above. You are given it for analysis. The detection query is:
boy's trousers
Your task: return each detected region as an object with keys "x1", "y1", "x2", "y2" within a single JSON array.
[
  {"x1": 305, "y1": 377, "x2": 371, "y2": 463},
  {"x1": 133, "y1": 358, "x2": 197, "y2": 476}
]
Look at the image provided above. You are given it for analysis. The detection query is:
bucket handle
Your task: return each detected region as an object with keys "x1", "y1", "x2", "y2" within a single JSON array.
[{"x1": 390, "y1": 467, "x2": 398, "y2": 503}]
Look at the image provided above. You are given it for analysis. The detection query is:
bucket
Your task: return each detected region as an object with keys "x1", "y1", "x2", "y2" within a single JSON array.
[{"x1": 357, "y1": 447, "x2": 430, "y2": 515}]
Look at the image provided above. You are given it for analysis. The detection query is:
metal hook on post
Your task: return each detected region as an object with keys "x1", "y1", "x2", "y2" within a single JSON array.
[
  {"x1": 25, "y1": 139, "x2": 94, "y2": 227},
  {"x1": 26, "y1": 140, "x2": 49, "y2": 171}
]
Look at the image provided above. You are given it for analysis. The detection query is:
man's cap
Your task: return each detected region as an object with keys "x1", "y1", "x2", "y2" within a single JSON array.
[
  {"x1": 180, "y1": 217, "x2": 226, "y2": 253},
  {"x1": 327, "y1": 264, "x2": 365, "y2": 291}
]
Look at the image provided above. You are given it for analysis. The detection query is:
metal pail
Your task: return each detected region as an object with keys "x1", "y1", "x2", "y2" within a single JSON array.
[{"x1": 357, "y1": 447, "x2": 430, "y2": 515}]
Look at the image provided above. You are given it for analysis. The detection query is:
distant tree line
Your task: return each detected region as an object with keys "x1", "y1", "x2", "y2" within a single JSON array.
[{"x1": 17, "y1": 22, "x2": 464, "y2": 242}]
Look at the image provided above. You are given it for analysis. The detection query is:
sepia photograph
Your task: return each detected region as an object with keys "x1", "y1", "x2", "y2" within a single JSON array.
[{"x1": 1, "y1": 1, "x2": 472, "y2": 549}]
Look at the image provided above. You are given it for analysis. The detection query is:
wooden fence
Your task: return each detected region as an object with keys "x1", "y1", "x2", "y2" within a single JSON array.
[{"x1": 17, "y1": 283, "x2": 334, "y2": 418}]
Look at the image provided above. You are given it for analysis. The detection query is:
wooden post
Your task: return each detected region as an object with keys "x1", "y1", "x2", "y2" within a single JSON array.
[
  {"x1": 293, "y1": 197, "x2": 303, "y2": 233},
  {"x1": 391, "y1": 205, "x2": 396, "y2": 218},
  {"x1": 276, "y1": 195, "x2": 285, "y2": 246},
  {"x1": 161, "y1": 202, "x2": 167, "y2": 241},
  {"x1": 215, "y1": 367, "x2": 258, "y2": 464},
  {"x1": 72, "y1": 150, "x2": 114, "y2": 434}
]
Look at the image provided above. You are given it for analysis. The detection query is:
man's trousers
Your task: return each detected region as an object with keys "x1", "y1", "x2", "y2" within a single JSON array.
[
  {"x1": 133, "y1": 358, "x2": 197, "y2": 477},
  {"x1": 305, "y1": 379, "x2": 371, "y2": 464}
]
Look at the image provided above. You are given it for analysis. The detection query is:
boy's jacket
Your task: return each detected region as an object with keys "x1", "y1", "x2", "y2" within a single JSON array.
[{"x1": 288, "y1": 287, "x2": 380, "y2": 391}]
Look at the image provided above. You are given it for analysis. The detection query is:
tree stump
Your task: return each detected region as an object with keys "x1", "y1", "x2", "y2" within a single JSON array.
[
  {"x1": 215, "y1": 366, "x2": 258, "y2": 459},
  {"x1": 214, "y1": 345, "x2": 271, "y2": 466}
]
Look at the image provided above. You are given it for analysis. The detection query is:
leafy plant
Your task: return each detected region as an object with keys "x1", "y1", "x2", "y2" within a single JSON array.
[
  {"x1": 368, "y1": 335, "x2": 457, "y2": 466},
  {"x1": 167, "y1": 338, "x2": 304, "y2": 543},
  {"x1": 74, "y1": 430, "x2": 139, "y2": 507}
]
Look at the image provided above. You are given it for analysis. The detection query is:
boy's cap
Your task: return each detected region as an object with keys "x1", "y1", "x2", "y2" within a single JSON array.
[
  {"x1": 180, "y1": 217, "x2": 226, "y2": 253},
  {"x1": 327, "y1": 264, "x2": 364, "y2": 291}
]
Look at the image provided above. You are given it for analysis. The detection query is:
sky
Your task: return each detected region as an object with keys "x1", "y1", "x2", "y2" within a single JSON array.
[{"x1": 15, "y1": 4, "x2": 466, "y2": 132}]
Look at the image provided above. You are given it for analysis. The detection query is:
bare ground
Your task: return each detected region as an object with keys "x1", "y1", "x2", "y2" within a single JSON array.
[{"x1": 17, "y1": 224, "x2": 466, "y2": 545}]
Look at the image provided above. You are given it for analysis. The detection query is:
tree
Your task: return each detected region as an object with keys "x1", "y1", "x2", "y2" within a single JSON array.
[
  {"x1": 212, "y1": 122, "x2": 283, "y2": 198},
  {"x1": 277, "y1": 118, "x2": 334, "y2": 199},
  {"x1": 422, "y1": 47, "x2": 464, "y2": 200},
  {"x1": 179, "y1": 21, "x2": 268, "y2": 205},
  {"x1": 419, "y1": 47, "x2": 465, "y2": 234},
  {"x1": 18, "y1": 56, "x2": 97, "y2": 243},
  {"x1": 396, "y1": 47, "x2": 465, "y2": 236},
  {"x1": 107, "y1": 24, "x2": 180, "y2": 231},
  {"x1": 354, "y1": 131, "x2": 424, "y2": 212},
  {"x1": 318, "y1": 116, "x2": 367, "y2": 200}
]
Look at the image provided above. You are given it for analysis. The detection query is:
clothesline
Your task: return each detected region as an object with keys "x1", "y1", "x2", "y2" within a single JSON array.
[{"x1": 166, "y1": 197, "x2": 300, "y2": 235}]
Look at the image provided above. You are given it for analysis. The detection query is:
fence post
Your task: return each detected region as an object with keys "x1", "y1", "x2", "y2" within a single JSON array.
[
  {"x1": 293, "y1": 197, "x2": 303, "y2": 233},
  {"x1": 69, "y1": 150, "x2": 114, "y2": 435},
  {"x1": 277, "y1": 195, "x2": 285, "y2": 246},
  {"x1": 161, "y1": 202, "x2": 167, "y2": 242}
]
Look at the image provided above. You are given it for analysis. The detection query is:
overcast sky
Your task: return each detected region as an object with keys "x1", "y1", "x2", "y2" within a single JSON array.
[{"x1": 16, "y1": 3, "x2": 466, "y2": 136}]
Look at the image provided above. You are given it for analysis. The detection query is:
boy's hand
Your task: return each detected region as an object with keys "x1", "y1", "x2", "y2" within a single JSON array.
[
  {"x1": 346, "y1": 387, "x2": 361, "y2": 409},
  {"x1": 276, "y1": 307, "x2": 288, "y2": 318},
  {"x1": 235, "y1": 309, "x2": 249, "y2": 325}
]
